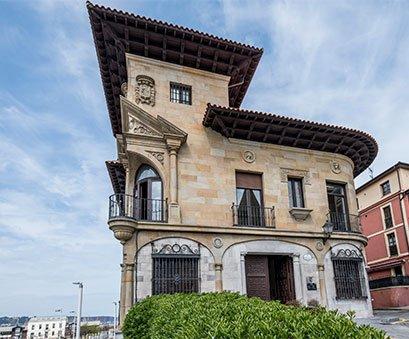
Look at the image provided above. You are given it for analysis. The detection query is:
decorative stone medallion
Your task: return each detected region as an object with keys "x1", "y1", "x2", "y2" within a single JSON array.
[
  {"x1": 315, "y1": 241, "x2": 324, "y2": 251},
  {"x1": 121, "y1": 82, "x2": 128, "y2": 96},
  {"x1": 303, "y1": 253, "x2": 313, "y2": 261},
  {"x1": 146, "y1": 151, "x2": 165, "y2": 165},
  {"x1": 330, "y1": 160, "x2": 341, "y2": 174},
  {"x1": 135, "y1": 75, "x2": 155, "y2": 106},
  {"x1": 213, "y1": 237, "x2": 223, "y2": 248},
  {"x1": 242, "y1": 150, "x2": 256, "y2": 163}
]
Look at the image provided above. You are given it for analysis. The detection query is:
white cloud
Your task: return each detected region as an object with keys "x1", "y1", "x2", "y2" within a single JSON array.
[{"x1": 222, "y1": 0, "x2": 409, "y2": 185}]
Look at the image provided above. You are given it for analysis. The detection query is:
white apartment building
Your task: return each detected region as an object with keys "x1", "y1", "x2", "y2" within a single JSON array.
[{"x1": 26, "y1": 317, "x2": 67, "y2": 339}]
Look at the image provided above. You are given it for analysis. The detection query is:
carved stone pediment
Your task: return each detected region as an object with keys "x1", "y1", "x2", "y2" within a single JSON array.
[{"x1": 120, "y1": 96, "x2": 187, "y2": 143}]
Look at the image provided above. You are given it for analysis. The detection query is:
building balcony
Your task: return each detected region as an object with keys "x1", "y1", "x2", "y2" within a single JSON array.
[
  {"x1": 369, "y1": 276, "x2": 409, "y2": 289},
  {"x1": 327, "y1": 212, "x2": 361, "y2": 233},
  {"x1": 232, "y1": 204, "x2": 275, "y2": 228},
  {"x1": 108, "y1": 193, "x2": 168, "y2": 222}
]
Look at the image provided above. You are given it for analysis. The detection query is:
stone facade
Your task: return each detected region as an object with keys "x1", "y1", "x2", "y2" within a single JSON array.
[{"x1": 108, "y1": 54, "x2": 373, "y2": 324}]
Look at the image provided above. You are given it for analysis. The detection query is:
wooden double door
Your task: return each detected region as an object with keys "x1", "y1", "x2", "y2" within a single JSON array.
[{"x1": 245, "y1": 255, "x2": 296, "y2": 303}]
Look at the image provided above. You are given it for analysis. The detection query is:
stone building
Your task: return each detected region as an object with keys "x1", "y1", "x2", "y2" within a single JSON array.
[
  {"x1": 87, "y1": 2, "x2": 378, "y2": 323},
  {"x1": 357, "y1": 162, "x2": 409, "y2": 308}
]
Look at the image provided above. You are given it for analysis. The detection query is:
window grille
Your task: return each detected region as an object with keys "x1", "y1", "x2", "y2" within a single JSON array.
[
  {"x1": 170, "y1": 82, "x2": 192, "y2": 105},
  {"x1": 152, "y1": 244, "x2": 199, "y2": 294},
  {"x1": 331, "y1": 249, "x2": 366, "y2": 299}
]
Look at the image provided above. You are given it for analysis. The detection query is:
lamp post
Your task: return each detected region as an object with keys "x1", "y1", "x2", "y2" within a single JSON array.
[
  {"x1": 73, "y1": 282, "x2": 83, "y2": 339},
  {"x1": 113, "y1": 302, "x2": 117, "y2": 339},
  {"x1": 322, "y1": 219, "x2": 334, "y2": 244}
]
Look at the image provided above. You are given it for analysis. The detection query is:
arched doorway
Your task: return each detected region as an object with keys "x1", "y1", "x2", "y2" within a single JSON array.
[{"x1": 134, "y1": 164, "x2": 164, "y2": 221}]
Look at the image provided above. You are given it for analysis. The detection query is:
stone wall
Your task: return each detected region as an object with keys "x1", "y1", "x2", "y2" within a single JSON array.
[
  {"x1": 124, "y1": 55, "x2": 357, "y2": 231},
  {"x1": 135, "y1": 237, "x2": 215, "y2": 300},
  {"x1": 222, "y1": 239, "x2": 321, "y2": 306},
  {"x1": 324, "y1": 243, "x2": 372, "y2": 317}
]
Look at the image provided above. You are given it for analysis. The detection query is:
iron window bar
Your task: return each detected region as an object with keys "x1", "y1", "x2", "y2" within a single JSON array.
[
  {"x1": 326, "y1": 212, "x2": 361, "y2": 233},
  {"x1": 108, "y1": 193, "x2": 168, "y2": 222},
  {"x1": 232, "y1": 204, "x2": 275, "y2": 228},
  {"x1": 170, "y1": 82, "x2": 192, "y2": 105},
  {"x1": 369, "y1": 276, "x2": 409, "y2": 289},
  {"x1": 331, "y1": 249, "x2": 367, "y2": 300}
]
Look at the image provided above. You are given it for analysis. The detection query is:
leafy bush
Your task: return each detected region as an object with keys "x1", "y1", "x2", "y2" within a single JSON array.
[{"x1": 123, "y1": 292, "x2": 387, "y2": 339}]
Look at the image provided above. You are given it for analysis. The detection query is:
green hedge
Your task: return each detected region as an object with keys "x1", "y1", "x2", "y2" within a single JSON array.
[{"x1": 123, "y1": 292, "x2": 387, "y2": 339}]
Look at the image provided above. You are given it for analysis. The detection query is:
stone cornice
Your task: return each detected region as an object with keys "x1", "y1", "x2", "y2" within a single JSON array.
[{"x1": 107, "y1": 218, "x2": 368, "y2": 245}]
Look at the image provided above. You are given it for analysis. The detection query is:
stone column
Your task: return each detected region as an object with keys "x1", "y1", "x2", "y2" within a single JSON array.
[
  {"x1": 292, "y1": 253, "x2": 304, "y2": 304},
  {"x1": 169, "y1": 148, "x2": 178, "y2": 204},
  {"x1": 214, "y1": 263, "x2": 223, "y2": 292},
  {"x1": 119, "y1": 263, "x2": 126, "y2": 326},
  {"x1": 240, "y1": 252, "x2": 247, "y2": 295},
  {"x1": 123, "y1": 263, "x2": 135, "y2": 315},
  {"x1": 124, "y1": 164, "x2": 133, "y2": 216},
  {"x1": 166, "y1": 139, "x2": 182, "y2": 223},
  {"x1": 317, "y1": 264, "x2": 327, "y2": 306}
]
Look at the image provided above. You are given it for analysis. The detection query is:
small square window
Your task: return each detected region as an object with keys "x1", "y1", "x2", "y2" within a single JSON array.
[
  {"x1": 387, "y1": 233, "x2": 398, "y2": 256},
  {"x1": 383, "y1": 205, "x2": 393, "y2": 229},
  {"x1": 170, "y1": 82, "x2": 192, "y2": 105},
  {"x1": 288, "y1": 177, "x2": 304, "y2": 208},
  {"x1": 381, "y1": 181, "x2": 391, "y2": 196}
]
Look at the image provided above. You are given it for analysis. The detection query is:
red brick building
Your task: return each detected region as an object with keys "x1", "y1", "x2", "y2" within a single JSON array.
[{"x1": 357, "y1": 162, "x2": 409, "y2": 308}]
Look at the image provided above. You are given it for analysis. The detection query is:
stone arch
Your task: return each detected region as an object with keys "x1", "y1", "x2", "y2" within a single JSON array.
[
  {"x1": 222, "y1": 239, "x2": 320, "y2": 306},
  {"x1": 127, "y1": 150, "x2": 168, "y2": 198},
  {"x1": 221, "y1": 238, "x2": 318, "y2": 262},
  {"x1": 135, "y1": 236, "x2": 216, "y2": 300},
  {"x1": 323, "y1": 242, "x2": 372, "y2": 317}
]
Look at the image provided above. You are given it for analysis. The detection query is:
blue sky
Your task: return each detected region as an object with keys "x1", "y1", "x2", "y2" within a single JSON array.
[{"x1": 1, "y1": 0, "x2": 408, "y2": 316}]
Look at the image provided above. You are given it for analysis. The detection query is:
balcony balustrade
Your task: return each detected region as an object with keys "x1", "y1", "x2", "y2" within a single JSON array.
[
  {"x1": 108, "y1": 193, "x2": 167, "y2": 222},
  {"x1": 327, "y1": 212, "x2": 361, "y2": 233},
  {"x1": 232, "y1": 204, "x2": 275, "y2": 228},
  {"x1": 369, "y1": 276, "x2": 409, "y2": 289}
]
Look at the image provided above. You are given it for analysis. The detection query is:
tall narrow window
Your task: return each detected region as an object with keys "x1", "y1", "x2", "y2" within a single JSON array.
[
  {"x1": 327, "y1": 182, "x2": 349, "y2": 231},
  {"x1": 135, "y1": 165, "x2": 164, "y2": 221},
  {"x1": 381, "y1": 181, "x2": 391, "y2": 196},
  {"x1": 235, "y1": 172, "x2": 264, "y2": 227},
  {"x1": 387, "y1": 233, "x2": 398, "y2": 256},
  {"x1": 383, "y1": 205, "x2": 393, "y2": 229},
  {"x1": 288, "y1": 177, "x2": 304, "y2": 208},
  {"x1": 170, "y1": 82, "x2": 192, "y2": 105}
]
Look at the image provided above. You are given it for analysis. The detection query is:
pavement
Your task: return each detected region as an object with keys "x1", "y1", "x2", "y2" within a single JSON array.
[{"x1": 356, "y1": 309, "x2": 409, "y2": 339}]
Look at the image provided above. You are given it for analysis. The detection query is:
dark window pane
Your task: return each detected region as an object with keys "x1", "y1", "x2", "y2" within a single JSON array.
[
  {"x1": 170, "y1": 82, "x2": 192, "y2": 105},
  {"x1": 332, "y1": 259, "x2": 364, "y2": 299},
  {"x1": 381, "y1": 181, "x2": 391, "y2": 196},
  {"x1": 288, "y1": 178, "x2": 304, "y2": 208},
  {"x1": 388, "y1": 233, "x2": 398, "y2": 256},
  {"x1": 383, "y1": 206, "x2": 393, "y2": 228},
  {"x1": 327, "y1": 182, "x2": 349, "y2": 231}
]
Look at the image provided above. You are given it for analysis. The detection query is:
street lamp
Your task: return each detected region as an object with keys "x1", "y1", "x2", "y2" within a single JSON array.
[
  {"x1": 113, "y1": 302, "x2": 117, "y2": 339},
  {"x1": 322, "y1": 220, "x2": 334, "y2": 244},
  {"x1": 73, "y1": 282, "x2": 83, "y2": 339}
]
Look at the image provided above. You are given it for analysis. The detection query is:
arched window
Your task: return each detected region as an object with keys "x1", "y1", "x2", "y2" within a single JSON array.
[{"x1": 135, "y1": 165, "x2": 163, "y2": 221}]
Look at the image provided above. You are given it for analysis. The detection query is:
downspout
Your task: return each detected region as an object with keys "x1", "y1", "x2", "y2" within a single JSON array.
[{"x1": 397, "y1": 169, "x2": 409, "y2": 253}]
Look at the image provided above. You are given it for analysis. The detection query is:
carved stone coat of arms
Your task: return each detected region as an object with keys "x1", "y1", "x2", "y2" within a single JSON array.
[{"x1": 135, "y1": 75, "x2": 155, "y2": 106}]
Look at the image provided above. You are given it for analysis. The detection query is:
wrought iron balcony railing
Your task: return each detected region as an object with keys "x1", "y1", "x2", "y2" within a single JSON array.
[
  {"x1": 232, "y1": 204, "x2": 275, "y2": 228},
  {"x1": 327, "y1": 212, "x2": 361, "y2": 233},
  {"x1": 108, "y1": 194, "x2": 167, "y2": 222},
  {"x1": 369, "y1": 276, "x2": 409, "y2": 289}
]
